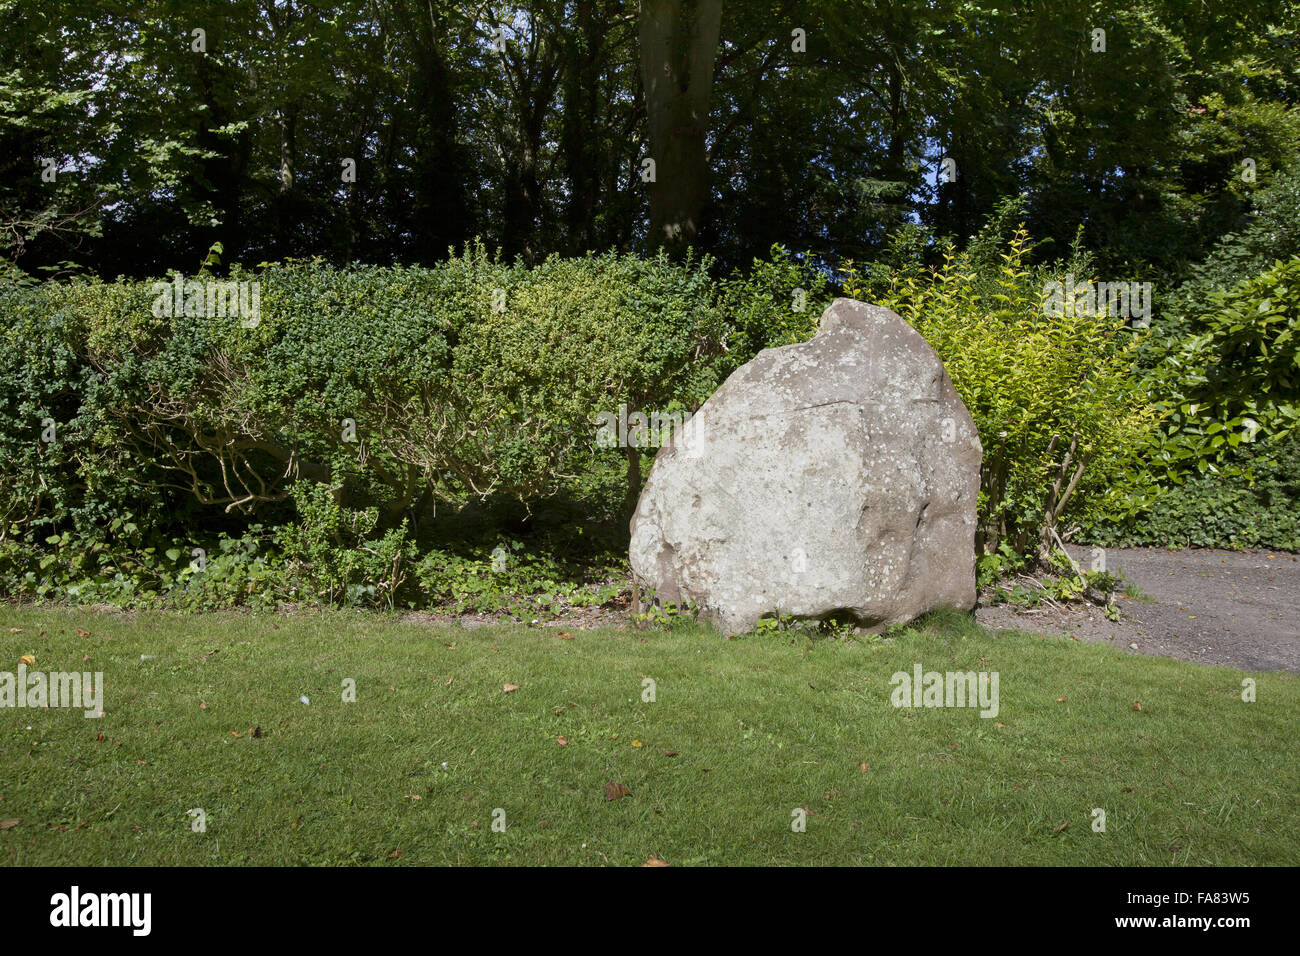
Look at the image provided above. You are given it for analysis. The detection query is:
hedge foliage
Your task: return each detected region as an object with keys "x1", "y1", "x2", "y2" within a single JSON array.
[
  {"x1": 0, "y1": 244, "x2": 826, "y2": 607},
  {"x1": 1, "y1": 245, "x2": 737, "y2": 535},
  {"x1": 2, "y1": 230, "x2": 1296, "y2": 613}
]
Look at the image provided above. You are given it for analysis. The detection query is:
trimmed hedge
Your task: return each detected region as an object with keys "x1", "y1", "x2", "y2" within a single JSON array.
[
  {"x1": 1, "y1": 244, "x2": 737, "y2": 539},
  {"x1": 0, "y1": 244, "x2": 833, "y2": 607}
]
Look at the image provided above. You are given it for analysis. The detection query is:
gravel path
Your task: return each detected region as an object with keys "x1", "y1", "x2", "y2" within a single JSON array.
[{"x1": 976, "y1": 546, "x2": 1300, "y2": 674}]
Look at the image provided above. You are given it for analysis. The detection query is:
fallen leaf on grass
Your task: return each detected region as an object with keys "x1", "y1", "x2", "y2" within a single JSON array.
[
  {"x1": 556, "y1": 632, "x2": 574, "y2": 640},
  {"x1": 19, "y1": 654, "x2": 34, "y2": 666},
  {"x1": 75, "y1": 629, "x2": 90, "y2": 638},
  {"x1": 662, "y1": 750, "x2": 678, "y2": 757},
  {"x1": 859, "y1": 762, "x2": 869, "y2": 773},
  {"x1": 96, "y1": 731, "x2": 105, "y2": 742},
  {"x1": 604, "y1": 780, "x2": 631, "y2": 801},
  {"x1": 1133, "y1": 701, "x2": 1142, "y2": 711},
  {"x1": 1055, "y1": 696, "x2": 1067, "y2": 703},
  {"x1": 388, "y1": 850, "x2": 403, "y2": 859},
  {"x1": 1053, "y1": 821, "x2": 1069, "y2": 833},
  {"x1": 251, "y1": 727, "x2": 262, "y2": 738},
  {"x1": 405, "y1": 794, "x2": 422, "y2": 800},
  {"x1": 0, "y1": 819, "x2": 19, "y2": 830},
  {"x1": 6, "y1": 628, "x2": 19, "y2": 633},
  {"x1": 641, "y1": 857, "x2": 669, "y2": 867},
  {"x1": 444, "y1": 677, "x2": 453, "y2": 686},
  {"x1": 502, "y1": 684, "x2": 520, "y2": 693},
  {"x1": 556, "y1": 736, "x2": 569, "y2": 746},
  {"x1": 229, "y1": 731, "x2": 243, "y2": 738},
  {"x1": 199, "y1": 701, "x2": 207, "y2": 710}
]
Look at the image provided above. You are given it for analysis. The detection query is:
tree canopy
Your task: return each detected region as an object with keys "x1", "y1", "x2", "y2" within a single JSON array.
[{"x1": 3, "y1": 0, "x2": 1298, "y2": 285}]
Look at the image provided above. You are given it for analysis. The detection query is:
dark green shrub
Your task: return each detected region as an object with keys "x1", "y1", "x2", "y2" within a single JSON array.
[
  {"x1": 1141, "y1": 256, "x2": 1300, "y2": 478},
  {"x1": 1089, "y1": 433, "x2": 1300, "y2": 551}
]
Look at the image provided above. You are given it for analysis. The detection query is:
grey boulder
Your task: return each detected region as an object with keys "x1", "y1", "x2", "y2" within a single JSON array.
[{"x1": 629, "y1": 298, "x2": 981, "y2": 634}]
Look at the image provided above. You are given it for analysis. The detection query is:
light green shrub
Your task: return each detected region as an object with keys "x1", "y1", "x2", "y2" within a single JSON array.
[{"x1": 847, "y1": 226, "x2": 1161, "y2": 559}]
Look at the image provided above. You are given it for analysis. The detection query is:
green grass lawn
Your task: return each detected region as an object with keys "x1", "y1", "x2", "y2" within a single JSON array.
[{"x1": 1, "y1": 606, "x2": 1295, "y2": 866}]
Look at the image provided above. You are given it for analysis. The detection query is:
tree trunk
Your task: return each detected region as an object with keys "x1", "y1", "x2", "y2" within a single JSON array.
[
  {"x1": 500, "y1": 10, "x2": 559, "y2": 265},
  {"x1": 407, "y1": 0, "x2": 470, "y2": 264},
  {"x1": 191, "y1": 43, "x2": 247, "y2": 268},
  {"x1": 638, "y1": 0, "x2": 723, "y2": 251},
  {"x1": 276, "y1": 105, "x2": 298, "y2": 255},
  {"x1": 888, "y1": 61, "x2": 904, "y2": 178},
  {"x1": 561, "y1": 0, "x2": 603, "y2": 254},
  {"x1": 504, "y1": 144, "x2": 543, "y2": 265}
]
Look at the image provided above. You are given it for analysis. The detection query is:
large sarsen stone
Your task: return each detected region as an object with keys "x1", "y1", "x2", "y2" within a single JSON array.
[{"x1": 629, "y1": 298, "x2": 981, "y2": 634}]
